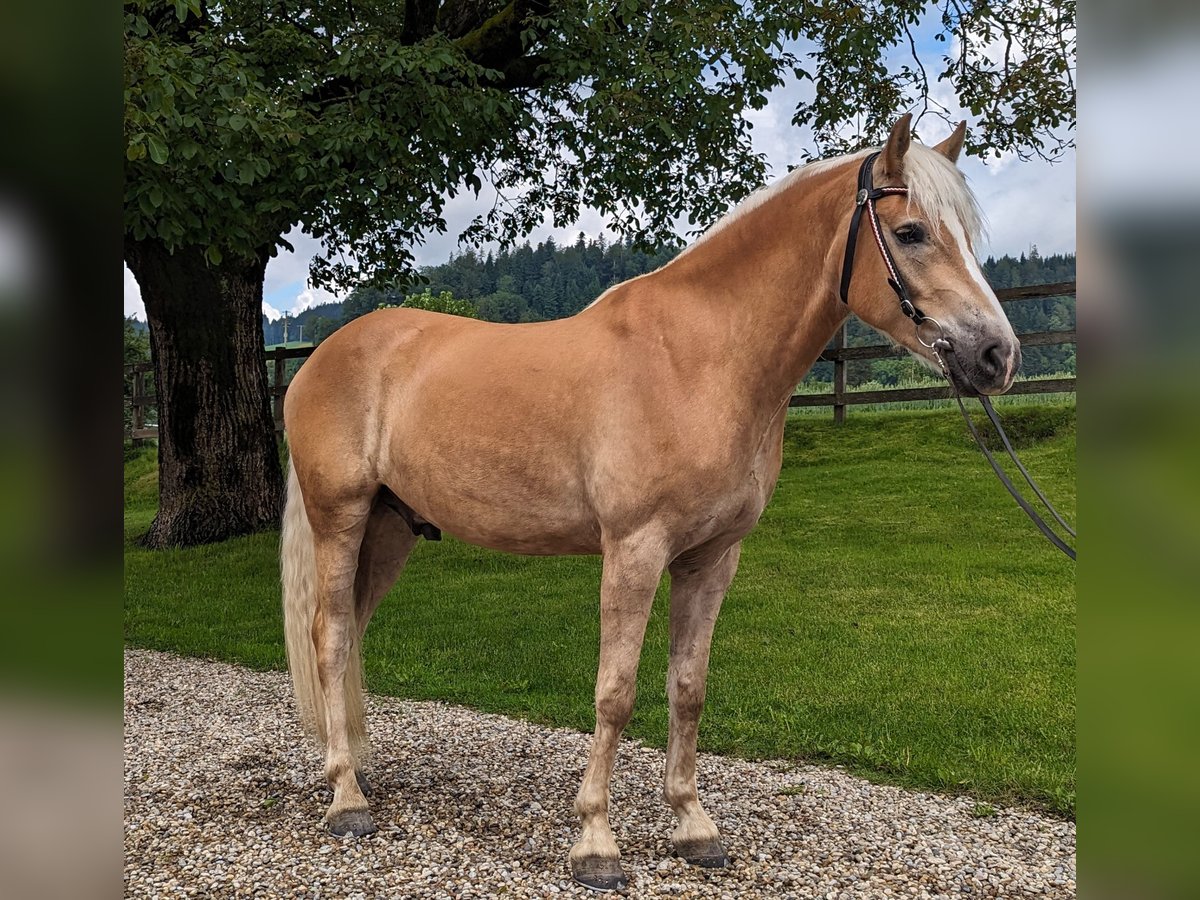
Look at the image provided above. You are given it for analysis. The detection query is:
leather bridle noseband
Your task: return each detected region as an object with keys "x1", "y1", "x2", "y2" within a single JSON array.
[{"x1": 837, "y1": 150, "x2": 1076, "y2": 561}]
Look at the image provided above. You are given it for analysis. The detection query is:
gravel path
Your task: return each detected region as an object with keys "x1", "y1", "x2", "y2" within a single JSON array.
[{"x1": 124, "y1": 649, "x2": 1075, "y2": 899}]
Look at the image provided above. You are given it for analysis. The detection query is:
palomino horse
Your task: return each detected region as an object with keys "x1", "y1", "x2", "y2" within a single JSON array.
[{"x1": 281, "y1": 114, "x2": 1020, "y2": 890}]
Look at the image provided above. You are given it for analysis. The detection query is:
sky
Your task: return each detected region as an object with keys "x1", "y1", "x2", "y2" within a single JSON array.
[{"x1": 122, "y1": 38, "x2": 1076, "y2": 323}]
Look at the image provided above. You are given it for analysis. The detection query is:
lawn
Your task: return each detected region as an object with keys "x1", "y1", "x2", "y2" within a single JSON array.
[{"x1": 124, "y1": 403, "x2": 1076, "y2": 814}]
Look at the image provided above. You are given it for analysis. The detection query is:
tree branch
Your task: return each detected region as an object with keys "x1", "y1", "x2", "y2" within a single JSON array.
[
  {"x1": 402, "y1": 0, "x2": 442, "y2": 44},
  {"x1": 299, "y1": 0, "x2": 543, "y2": 106},
  {"x1": 454, "y1": 0, "x2": 526, "y2": 69},
  {"x1": 453, "y1": 0, "x2": 553, "y2": 86}
]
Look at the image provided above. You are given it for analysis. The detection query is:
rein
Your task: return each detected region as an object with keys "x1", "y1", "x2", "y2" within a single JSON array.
[{"x1": 839, "y1": 152, "x2": 1076, "y2": 561}]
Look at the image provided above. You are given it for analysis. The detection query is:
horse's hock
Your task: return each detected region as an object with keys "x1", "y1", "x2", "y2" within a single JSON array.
[{"x1": 124, "y1": 649, "x2": 1076, "y2": 898}]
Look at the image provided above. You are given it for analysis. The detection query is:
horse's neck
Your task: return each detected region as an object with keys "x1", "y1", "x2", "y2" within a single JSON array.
[{"x1": 640, "y1": 173, "x2": 851, "y2": 419}]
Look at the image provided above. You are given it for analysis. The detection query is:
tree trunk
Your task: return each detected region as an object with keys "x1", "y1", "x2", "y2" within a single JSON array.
[{"x1": 125, "y1": 238, "x2": 283, "y2": 548}]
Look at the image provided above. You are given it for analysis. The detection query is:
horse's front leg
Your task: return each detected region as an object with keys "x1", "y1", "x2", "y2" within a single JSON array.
[
  {"x1": 570, "y1": 534, "x2": 667, "y2": 891},
  {"x1": 664, "y1": 541, "x2": 741, "y2": 867}
]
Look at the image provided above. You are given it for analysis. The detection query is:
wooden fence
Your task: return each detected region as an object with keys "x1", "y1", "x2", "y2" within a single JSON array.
[
  {"x1": 124, "y1": 281, "x2": 1075, "y2": 439},
  {"x1": 125, "y1": 361, "x2": 157, "y2": 441},
  {"x1": 796, "y1": 280, "x2": 1075, "y2": 422}
]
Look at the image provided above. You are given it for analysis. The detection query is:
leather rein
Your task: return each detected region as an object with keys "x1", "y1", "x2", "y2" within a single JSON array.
[{"x1": 838, "y1": 152, "x2": 1076, "y2": 561}]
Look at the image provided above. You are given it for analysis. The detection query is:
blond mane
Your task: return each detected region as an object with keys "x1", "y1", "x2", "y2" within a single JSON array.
[{"x1": 678, "y1": 141, "x2": 985, "y2": 257}]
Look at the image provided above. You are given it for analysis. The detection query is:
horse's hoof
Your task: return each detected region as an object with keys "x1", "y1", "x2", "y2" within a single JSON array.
[
  {"x1": 327, "y1": 808, "x2": 377, "y2": 837},
  {"x1": 676, "y1": 839, "x2": 730, "y2": 868},
  {"x1": 571, "y1": 857, "x2": 628, "y2": 892},
  {"x1": 355, "y1": 771, "x2": 373, "y2": 797}
]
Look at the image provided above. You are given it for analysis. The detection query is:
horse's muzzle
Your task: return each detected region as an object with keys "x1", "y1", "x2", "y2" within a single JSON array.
[
  {"x1": 973, "y1": 337, "x2": 1021, "y2": 394},
  {"x1": 941, "y1": 334, "x2": 1020, "y2": 396}
]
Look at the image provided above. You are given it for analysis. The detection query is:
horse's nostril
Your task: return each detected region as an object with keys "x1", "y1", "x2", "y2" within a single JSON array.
[{"x1": 978, "y1": 340, "x2": 1006, "y2": 378}]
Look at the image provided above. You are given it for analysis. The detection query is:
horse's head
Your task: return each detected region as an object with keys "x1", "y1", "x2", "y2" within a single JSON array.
[{"x1": 843, "y1": 114, "x2": 1020, "y2": 396}]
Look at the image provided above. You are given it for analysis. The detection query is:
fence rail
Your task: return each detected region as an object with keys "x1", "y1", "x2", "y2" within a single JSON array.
[{"x1": 124, "y1": 281, "x2": 1075, "y2": 439}]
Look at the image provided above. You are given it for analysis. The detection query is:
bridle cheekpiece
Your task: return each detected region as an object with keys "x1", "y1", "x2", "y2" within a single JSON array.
[{"x1": 839, "y1": 151, "x2": 948, "y2": 353}]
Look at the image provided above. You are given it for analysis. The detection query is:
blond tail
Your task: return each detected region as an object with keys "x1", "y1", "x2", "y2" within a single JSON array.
[{"x1": 281, "y1": 457, "x2": 366, "y2": 756}]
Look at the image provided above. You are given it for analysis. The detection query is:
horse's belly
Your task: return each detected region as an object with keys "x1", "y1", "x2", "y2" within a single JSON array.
[
  {"x1": 446, "y1": 517, "x2": 601, "y2": 556},
  {"x1": 387, "y1": 462, "x2": 601, "y2": 556}
]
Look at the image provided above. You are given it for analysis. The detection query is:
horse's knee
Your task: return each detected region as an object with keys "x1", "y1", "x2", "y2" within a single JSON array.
[
  {"x1": 595, "y1": 684, "x2": 635, "y2": 730},
  {"x1": 668, "y1": 669, "x2": 706, "y2": 720}
]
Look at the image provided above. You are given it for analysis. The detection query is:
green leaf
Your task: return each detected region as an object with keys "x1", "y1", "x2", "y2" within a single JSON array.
[
  {"x1": 205, "y1": 245, "x2": 223, "y2": 266},
  {"x1": 147, "y1": 135, "x2": 169, "y2": 165}
]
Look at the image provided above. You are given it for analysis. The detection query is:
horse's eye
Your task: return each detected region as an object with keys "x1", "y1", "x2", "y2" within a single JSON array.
[{"x1": 895, "y1": 224, "x2": 925, "y2": 245}]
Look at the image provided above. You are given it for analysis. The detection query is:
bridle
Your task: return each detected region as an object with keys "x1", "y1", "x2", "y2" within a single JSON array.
[{"x1": 838, "y1": 151, "x2": 1076, "y2": 561}]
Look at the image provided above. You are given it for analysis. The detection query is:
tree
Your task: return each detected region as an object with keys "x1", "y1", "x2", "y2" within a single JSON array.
[
  {"x1": 340, "y1": 285, "x2": 396, "y2": 324},
  {"x1": 124, "y1": 0, "x2": 1075, "y2": 546},
  {"x1": 307, "y1": 315, "x2": 339, "y2": 344},
  {"x1": 477, "y1": 289, "x2": 530, "y2": 323},
  {"x1": 124, "y1": 316, "x2": 150, "y2": 367},
  {"x1": 396, "y1": 289, "x2": 479, "y2": 319}
]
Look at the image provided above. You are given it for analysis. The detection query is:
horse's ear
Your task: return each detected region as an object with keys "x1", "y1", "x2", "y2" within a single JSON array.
[
  {"x1": 933, "y1": 121, "x2": 967, "y2": 163},
  {"x1": 881, "y1": 113, "x2": 913, "y2": 179}
]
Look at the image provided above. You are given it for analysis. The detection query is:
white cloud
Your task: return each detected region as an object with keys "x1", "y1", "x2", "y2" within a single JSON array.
[
  {"x1": 262, "y1": 300, "x2": 283, "y2": 321},
  {"x1": 292, "y1": 286, "x2": 340, "y2": 313},
  {"x1": 123, "y1": 264, "x2": 145, "y2": 321},
  {"x1": 264, "y1": 228, "x2": 329, "y2": 298},
  {"x1": 261, "y1": 228, "x2": 349, "y2": 315}
]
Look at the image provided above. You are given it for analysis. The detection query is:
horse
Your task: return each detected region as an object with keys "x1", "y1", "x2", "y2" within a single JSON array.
[{"x1": 280, "y1": 113, "x2": 1020, "y2": 890}]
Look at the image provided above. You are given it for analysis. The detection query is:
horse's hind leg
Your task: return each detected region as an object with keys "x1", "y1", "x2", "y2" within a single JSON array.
[
  {"x1": 664, "y1": 541, "x2": 741, "y2": 867},
  {"x1": 308, "y1": 494, "x2": 378, "y2": 836},
  {"x1": 355, "y1": 498, "x2": 420, "y2": 638},
  {"x1": 570, "y1": 533, "x2": 668, "y2": 891},
  {"x1": 350, "y1": 500, "x2": 420, "y2": 797}
]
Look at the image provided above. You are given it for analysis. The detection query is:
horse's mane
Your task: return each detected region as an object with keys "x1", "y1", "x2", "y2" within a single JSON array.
[
  {"x1": 679, "y1": 142, "x2": 985, "y2": 257},
  {"x1": 902, "y1": 143, "x2": 986, "y2": 248}
]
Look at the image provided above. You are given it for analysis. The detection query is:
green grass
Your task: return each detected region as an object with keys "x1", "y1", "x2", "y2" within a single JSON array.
[{"x1": 124, "y1": 403, "x2": 1076, "y2": 815}]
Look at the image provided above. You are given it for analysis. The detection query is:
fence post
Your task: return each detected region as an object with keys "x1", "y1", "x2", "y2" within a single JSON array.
[
  {"x1": 272, "y1": 350, "x2": 285, "y2": 430},
  {"x1": 132, "y1": 368, "x2": 145, "y2": 442},
  {"x1": 832, "y1": 321, "x2": 847, "y2": 424}
]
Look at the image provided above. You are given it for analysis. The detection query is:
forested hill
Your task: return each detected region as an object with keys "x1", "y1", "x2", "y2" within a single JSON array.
[
  {"x1": 420, "y1": 236, "x2": 679, "y2": 322},
  {"x1": 261, "y1": 235, "x2": 678, "y2": 345},
  {"x1": 259, "y1": 237, "x2": 1074, "y2": 375},
  {"x1": 418, "y1": 237, "x2": 1073, "y2": 328}
]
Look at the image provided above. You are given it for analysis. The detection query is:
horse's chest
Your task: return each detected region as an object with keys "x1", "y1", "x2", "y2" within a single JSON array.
[{"x1": 677, "y1": 450, "x2": 782, "y2": 545}]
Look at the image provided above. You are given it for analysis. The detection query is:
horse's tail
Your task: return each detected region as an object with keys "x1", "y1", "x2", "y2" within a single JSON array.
[{"x1": 281, "y1": 456, "x2": 367, "y2": 755}]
